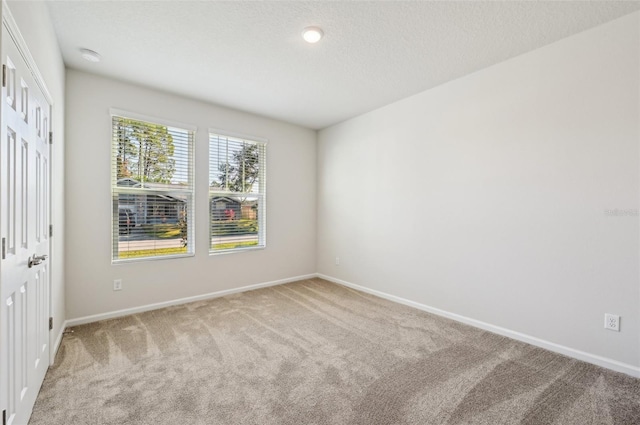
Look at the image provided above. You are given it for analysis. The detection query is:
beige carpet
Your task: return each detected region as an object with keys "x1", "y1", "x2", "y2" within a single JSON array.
[{"x1": 30, "y1": 278, "x2": 640, "y2": 424}]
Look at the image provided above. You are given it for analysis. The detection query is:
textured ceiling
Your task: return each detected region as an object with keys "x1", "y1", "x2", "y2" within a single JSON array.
[{"x1": 46, "y1": 1, "x2": 640, "y2": 130}]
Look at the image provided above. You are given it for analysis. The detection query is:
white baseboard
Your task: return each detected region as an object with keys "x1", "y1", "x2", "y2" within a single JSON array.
[
  {"x1": 50, "y1": 320, "x2": 68, "y2": 365},
  {"x1": 63, "y1": 271, "x2": 640, "y2": 378},
  {"x1": 66, "y1": 274, "x2": 317, "y2": 327},
  {"x1": 317, "y1": 273, "x2": 640, "y2": 379}
]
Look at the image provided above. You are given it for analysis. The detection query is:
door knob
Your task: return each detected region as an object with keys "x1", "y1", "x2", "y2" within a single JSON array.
[{"x1": 28, "y1": 254, "x2": 47, "y2": 268}]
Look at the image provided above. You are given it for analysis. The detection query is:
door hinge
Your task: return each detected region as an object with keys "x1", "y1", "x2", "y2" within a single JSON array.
[
  {"x1": 49, "y1": 317, "x2": 53, "y2": 331},
  {"x1": 1, "y1": 238, "x2": 5, "y2": 259},
  {"x1": 49, "y1": 131, "x2": 53, "y2": 144},
  {"x1": 49, "y1": 224, "x2": 53, "y2": 237},
  {"x1": 2, "y1": 64, "x2": 6, "y2": 88}
]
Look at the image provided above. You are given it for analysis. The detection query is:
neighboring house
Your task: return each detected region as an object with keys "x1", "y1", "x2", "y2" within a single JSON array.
[
  {"x1": 210, "y1": 196, "x2": 242, "y2": 221},
  {"x1": 117, "y1": 178, "x2": 186, "y2": 225},
  {"x1": 210, "y1": 196, "x2": 258, "y2": 221}
]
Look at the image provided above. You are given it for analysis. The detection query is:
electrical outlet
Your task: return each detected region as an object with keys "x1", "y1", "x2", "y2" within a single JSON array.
[
  {"x1": 604, "y1": 313, "x2": 620, "y2": 332},
  {"x1": 335, "y1": 256, "x2": 340, "y2": 266},
  {"x1": 113, "y1": 279, "x2": 122, "y2": 291}
]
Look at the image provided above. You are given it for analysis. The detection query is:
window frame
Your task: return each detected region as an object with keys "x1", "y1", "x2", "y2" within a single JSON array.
[
  {"x1": 110, "y1": 109, "x2": 197, "y2": 263},
  {"x1": 208, "y1": 128, "x2": 267, "y2": 255}
]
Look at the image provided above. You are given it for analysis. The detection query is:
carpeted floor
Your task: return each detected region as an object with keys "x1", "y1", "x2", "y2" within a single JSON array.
[{"x1": 30, "y1": 278, "x2": 640, "y2": 424}]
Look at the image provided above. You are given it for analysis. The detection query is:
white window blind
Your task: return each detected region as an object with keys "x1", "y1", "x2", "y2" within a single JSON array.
[
  {"x1": 209, "y1": 132, "x2": 266, "y2": 253},
  {"x1": 111, "y1": 113, "x2": 195, "y2": 262}
]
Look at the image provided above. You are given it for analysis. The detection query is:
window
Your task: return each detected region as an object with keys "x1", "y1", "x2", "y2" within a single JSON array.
[
  {"x1": 111, "y1": 111, "x2": 195, "y2": 262},
  {"x1": 209, "y1": 131, "x2": 266, "y2": 253}
]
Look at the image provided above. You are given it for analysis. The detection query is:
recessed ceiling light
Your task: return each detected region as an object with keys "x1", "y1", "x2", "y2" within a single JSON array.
[
  {"x1": 302, "y1": 27, "x2": 323, "y2": 44},
  {"x1": 79, "y1": 48, "x2": 101, "y2": 63}
]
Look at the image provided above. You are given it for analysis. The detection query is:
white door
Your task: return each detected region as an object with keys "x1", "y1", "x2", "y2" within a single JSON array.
[{"x1": 0, "y1": 23, "x2": 51, "y2": 425}]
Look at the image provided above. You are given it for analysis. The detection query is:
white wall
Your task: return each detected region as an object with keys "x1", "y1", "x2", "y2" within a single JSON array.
[
  {"x1": 6, "y1": 1, "x2": 66, "y2": 353},
  {"x1": 65, "y1": 70, "x2": 316, "y2": 319},
  {"x1": 318, "y1": 12, "x2": 640, "y2": 369}
]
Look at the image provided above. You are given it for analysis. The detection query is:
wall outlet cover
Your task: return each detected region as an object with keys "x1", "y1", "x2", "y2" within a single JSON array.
[{"x1": 604, "y1": 313, "x2": 620, "y2": 332}]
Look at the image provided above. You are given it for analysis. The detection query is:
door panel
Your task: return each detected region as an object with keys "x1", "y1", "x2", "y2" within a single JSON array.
[{"x1": 0, "y1": 24, "x2": 51, "y2": 425}]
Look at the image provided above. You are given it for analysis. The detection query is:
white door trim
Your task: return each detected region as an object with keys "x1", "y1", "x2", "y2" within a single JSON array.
[{"x1": 2, "y1": 2, "x2": 53, "y2": 106}]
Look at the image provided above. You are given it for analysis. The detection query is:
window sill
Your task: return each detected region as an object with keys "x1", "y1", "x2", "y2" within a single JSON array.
[
  {"x1": 209, "y1": 245, "x2": 265, "y2": 256},
  {"x1": 112, "y1": 252, "x2": 195, "y2": 265}
]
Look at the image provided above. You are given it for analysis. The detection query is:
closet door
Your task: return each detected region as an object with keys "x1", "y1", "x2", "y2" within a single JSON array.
[{"x1": 0, "y1": 23, "x2": 52, "y2": 425}]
